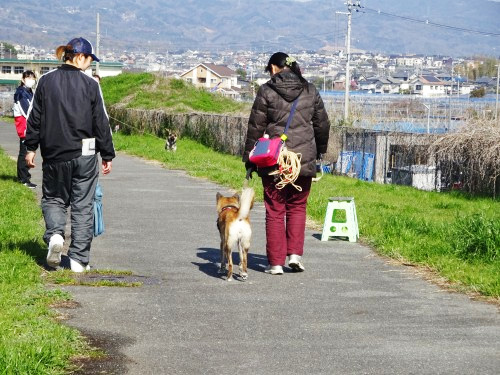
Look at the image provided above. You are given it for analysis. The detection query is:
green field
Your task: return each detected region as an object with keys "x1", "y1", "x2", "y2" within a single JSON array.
[
  {"x1": 100, "y1": 72, "x2": 499, "y2": 300},
  {"x1": 0, "y1": 148, "x2": 97, "y2": 374},
  {"x1": 112, "y1": 132, "x2": 500, "y2": 299}
]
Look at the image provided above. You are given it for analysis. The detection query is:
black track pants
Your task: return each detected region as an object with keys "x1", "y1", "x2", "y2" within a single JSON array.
[
  {"x1": 17, "y1": 139, "x2": 31, "y2": 183},
  {"x1": 41, "y1": 155, "x2": 98, "y2": 266}
]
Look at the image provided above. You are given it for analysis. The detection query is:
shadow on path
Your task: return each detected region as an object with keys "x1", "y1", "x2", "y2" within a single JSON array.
[
  {"x1": 193, "y1": 247, "x2": 268, "y2": 279},
  {"x1": 1, "y1": 239, "x2": 47, "y2": 266},
  {"x1": 0, "y1": 173, "x2": 18, "y2": 183}
]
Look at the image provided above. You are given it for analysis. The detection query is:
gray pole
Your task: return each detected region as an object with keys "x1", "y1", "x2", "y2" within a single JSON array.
[
  {"x1": 448, "y1": 62, "x2": 453, "y2": 131},
  {"x1": 96, "y1": 12, "x2": 100, "y2": 75},
  {"x1": 323, "y1": 68, "x2": 326, "y2": 92},
  {"x1": 496, "y1": 63, "x2": 499, "y2": 123},
  {"x1": 423, "y1": 103, "x2": 430, "y2": 133},
  {"x1": 336, "y1": 1, "x2": 361, "y2": 124},
  {"x1": 344, "y1": 4, "x2": 352, "y2": 123}
]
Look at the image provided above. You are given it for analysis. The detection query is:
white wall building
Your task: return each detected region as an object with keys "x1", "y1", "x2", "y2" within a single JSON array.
[{"x1": 0, "y1": 58, "x2": 123, "y2": 88}]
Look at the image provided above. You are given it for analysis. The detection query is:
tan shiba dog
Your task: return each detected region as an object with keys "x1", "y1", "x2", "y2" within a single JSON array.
[{"x1": 216, "y1": 187, "x2": 255, "y2": 281}]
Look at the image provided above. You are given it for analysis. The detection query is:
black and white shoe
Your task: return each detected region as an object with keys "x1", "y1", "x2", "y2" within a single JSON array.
[{"x1": 23, "y1": 182, "x2": 37, "y2": 189}]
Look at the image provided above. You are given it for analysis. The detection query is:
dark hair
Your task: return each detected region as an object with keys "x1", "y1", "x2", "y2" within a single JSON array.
[
  {"x1": 22, "y1": 70, "x2": 35, "y2": 80},
  {"x1": 265, "y1": 52, "x2": 308, "y2": 90},
  {"x1": 20, "y1": 70, "x2": 35, "y2": 86},
  {"x1": 55, "y1": 44, "x2": 90, "y2": 62}
]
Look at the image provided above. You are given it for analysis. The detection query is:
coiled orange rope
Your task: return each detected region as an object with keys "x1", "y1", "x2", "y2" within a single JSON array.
[{"x1": 269, "y1": 147, "x2": 302, "y2": 191}]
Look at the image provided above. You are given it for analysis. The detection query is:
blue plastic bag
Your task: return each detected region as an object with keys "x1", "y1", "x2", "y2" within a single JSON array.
[{"x1": 93, "y1": 181, "x2": 104, "y2": 237}]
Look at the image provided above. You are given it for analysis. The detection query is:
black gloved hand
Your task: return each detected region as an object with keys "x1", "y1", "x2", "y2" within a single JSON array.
[{"x1": 245, "y1": 161, "x2": 256, "y2": 180}]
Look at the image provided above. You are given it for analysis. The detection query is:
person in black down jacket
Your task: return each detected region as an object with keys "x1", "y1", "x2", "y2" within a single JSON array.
[
  {"x1": 242, "y1": 52, "x2": 330, "y2": 275},
  {"x1": 24, "y1": 37, "x2": 115, "y2": 272}
]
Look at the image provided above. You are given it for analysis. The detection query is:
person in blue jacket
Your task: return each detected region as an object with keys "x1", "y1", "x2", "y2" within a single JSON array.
[{"x1": 13, "y1": 70, "x2": 37, "y2": 188}]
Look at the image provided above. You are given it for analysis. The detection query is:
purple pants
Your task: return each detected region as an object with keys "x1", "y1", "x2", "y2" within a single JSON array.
[{"x1": 262, "y1": 175, "x2": 312, "y2": 266}]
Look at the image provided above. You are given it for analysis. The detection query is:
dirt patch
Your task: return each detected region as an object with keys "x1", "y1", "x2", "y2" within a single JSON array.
[
  {"x1": 75, "y1": 273, "x2": 162, "y2": 286},
  {"x1": 72, "y1": 331, "x2": 135, "y2": 375}
]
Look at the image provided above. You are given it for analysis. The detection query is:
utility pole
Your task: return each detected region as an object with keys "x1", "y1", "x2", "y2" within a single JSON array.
[
  {"x1": 448, "y1": 62, "x2": 454, "y2": 131},
  {"x1": 250, "y1": 66, "x2": 255, "y2": 98},
  {"x1": 96, "y1": 12, "x2": 100, "y2": 75},
  {"x1": 337, "y1": 1, "x2": 362, "y2": 123},
  {"x1": 423, "y1": 103, "x2": 431, "y2": 134},
  {"x1": 323, "y1": 68, "x2": 326, "y2": 92},
  {"x1": 496, "y1": 63, "x2": 499, "y2": 124}
]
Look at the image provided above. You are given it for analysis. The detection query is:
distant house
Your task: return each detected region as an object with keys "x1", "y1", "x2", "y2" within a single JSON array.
[
  {"x1": 392, "y1": 70, "x2": 412, "y2": 82},
  {"x1": 180, "y1": 63, "x2": 241, "y2": 99},
  {"x1": 395, "y1": 55, "x2": 424, "y2": 67},
  {"x1": 359, "y1": 76, "x2": 400, "y2": 94},
  {"x1": 436, "y1": 73, "x2": 452, "y2": 81},
  {"x1": 475, "y1": 76, "x2": 497, "y2": 87},
  {"x1": 333, "y1": 71, "x2": 346, "y2": 90},
  {"x1": 409, "y1": 75, "x2": 446, "y2": 97}
]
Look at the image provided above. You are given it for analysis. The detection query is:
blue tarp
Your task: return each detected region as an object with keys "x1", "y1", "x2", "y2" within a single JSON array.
[{"x1": 336, "y1": 151, "x2": 375, "y2": 181}]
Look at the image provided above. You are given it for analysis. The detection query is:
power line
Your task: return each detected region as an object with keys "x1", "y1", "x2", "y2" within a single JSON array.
[{"x1": 363, "y1": 7, "x2": 500, "y2": 37}]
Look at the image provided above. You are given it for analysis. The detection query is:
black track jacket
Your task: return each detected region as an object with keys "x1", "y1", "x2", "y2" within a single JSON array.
[{"x1": 25, "y1": 64, "x2": 115, "y2": 163}]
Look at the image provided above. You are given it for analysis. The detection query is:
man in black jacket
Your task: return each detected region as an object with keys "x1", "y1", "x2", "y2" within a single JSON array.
[{"x1": 25, "y1": 37, "x2": 115, "y2": 272}]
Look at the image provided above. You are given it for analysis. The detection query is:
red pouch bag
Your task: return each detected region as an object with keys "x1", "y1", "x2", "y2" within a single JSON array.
[
  {"x1": 248, "y1": 96, "x2": 299, "y2": 168},
  {"x1": 249, "y1": 136, "x2": 284, "y2": 167}
]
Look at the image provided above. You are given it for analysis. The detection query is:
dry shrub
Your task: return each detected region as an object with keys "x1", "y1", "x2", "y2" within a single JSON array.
[
  {"x1": 108, "y1": 106, "x2": 248, "y2": 155},
  {"x1": 429, "y1": 120, "x2": 500, "y2": 197}
]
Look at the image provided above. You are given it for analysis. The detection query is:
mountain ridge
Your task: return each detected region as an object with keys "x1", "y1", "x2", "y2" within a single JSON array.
[{"x1": 1, "y1": 0, "x2": 499, "y2": 56}]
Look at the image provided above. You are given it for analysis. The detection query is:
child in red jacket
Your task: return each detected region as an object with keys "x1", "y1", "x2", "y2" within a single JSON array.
[{"x1": 13, "y1": 70, "x2": 36, "y2": 188}]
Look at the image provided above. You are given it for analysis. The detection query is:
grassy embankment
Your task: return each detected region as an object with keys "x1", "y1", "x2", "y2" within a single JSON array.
[
  {"x1": 104, "y1": 73, "x2": 499, "y2": 300},
  {"x1": 0, "y1": 146, "x2": 101, "y2": 374},
  {"x1": 100, "y1": 72, "x2": 248, "y2": 113}
]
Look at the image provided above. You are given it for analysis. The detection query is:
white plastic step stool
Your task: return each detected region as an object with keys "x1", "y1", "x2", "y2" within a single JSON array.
[{"x1": 321, "y1": 197, "x2": 359, "y2": 242}]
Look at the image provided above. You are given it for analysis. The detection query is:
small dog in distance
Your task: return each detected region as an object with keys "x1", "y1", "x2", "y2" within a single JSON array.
[{"x1": 164, "y1": 130, "x2": 178, "y2": 152}]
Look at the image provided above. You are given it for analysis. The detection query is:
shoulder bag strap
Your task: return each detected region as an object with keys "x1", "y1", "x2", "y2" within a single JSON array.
[{"x1": 282, "y1": 96, "x2": 300, "y2": 139}]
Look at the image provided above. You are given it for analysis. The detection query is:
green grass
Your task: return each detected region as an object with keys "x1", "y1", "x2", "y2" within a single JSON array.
[
  {"x1": 129, "y1": 78, "x2": 247, "y2": 113},
  {"x1": 0, "y1": 148, "x2": 97, "y2": 374},
  {"x1": 100, "y1": 72, "x2": 155, "y2": 106},
  {"x1": 112, "y1": 132, "x2": 500, "y2": 299},
  {"x1": 0, "y1": 116, "x2": 14, "y2": 124},
  {"x1": 102, "y1": 73, "x2": 248, "y2": 114}
]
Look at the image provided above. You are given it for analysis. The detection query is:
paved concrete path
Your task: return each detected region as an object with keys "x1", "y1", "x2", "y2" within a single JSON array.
[{"x1": 1, "y1": 121, "x2": 499, "y2": 374}]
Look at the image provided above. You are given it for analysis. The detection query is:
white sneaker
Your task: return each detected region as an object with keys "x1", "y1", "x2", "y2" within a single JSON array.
[
  {"x1": 264, "y1": 265, "x2": 284, "y2": 275},
  {"x1": 288, "y1": 254, "x2": 305, "y2": 272},
  {"x1": 70, "y1": 258, "x2": 90, "y2": 273},
  {"x1": 47, "y1": 234, "x2": 64, "y2": 268}
]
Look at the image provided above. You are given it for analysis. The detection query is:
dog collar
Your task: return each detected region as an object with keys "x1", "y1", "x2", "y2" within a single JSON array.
[{"x1": 220, "y1": 205, "x2": 238, "y2": 213}]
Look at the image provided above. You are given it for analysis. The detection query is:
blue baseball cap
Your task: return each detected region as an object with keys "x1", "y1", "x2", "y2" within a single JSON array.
[{"x1": 67, "y1": 37, "x2": 100, "y2": 62}]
